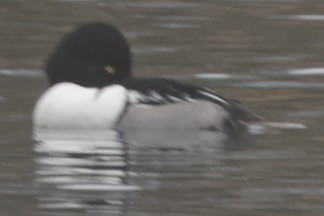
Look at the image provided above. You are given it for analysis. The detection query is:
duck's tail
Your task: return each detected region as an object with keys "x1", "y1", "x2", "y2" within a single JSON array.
[{"x1": 226, "y1": 98, "x2": 263, "y2": 123}]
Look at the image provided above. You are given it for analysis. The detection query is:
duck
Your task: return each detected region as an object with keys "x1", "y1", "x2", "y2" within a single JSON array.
[{"x1": 33, "y1": 22, "x2": 262, "y2": 133}]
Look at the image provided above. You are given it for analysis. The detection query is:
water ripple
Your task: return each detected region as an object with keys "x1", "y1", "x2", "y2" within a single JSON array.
[
  {"x1": 194, "y1": 73, "x2": 232, "y2": 79},
  {"x1": 0, "y1": 69, "x2": 42, "y2": 77},
  {"x1": 237, "y1": 81, "x2": 324, "y2": 88},
  {"x1": 288, "y1": 68, "x2": 324, "y2": 76},
  {"x1": 281, "y1": 14, "x2": 324, "y2": 21},
  {"x1": 117, "y1": 2, "x2": 199, "y2": 9}
]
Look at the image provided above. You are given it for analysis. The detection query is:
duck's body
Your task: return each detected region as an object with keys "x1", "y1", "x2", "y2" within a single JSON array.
[
  {"x1": 33, "y1": 22, "x2": 261, "y2": 133},
  {"x1": 34, "y1": 82, "x2": 227, "y2": 130},
  {"x1": 34, "y1": 78, "x2": 259, "y2": 132}
]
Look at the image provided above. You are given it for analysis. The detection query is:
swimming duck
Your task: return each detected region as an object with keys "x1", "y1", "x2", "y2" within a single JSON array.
[{"x1": 33, "y1": 22, "x2": 261, "y2": 133}]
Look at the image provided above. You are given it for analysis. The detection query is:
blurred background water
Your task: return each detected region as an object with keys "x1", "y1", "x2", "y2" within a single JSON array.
[{"x1": 1, "y1": 0, "x2": 324, "y2": 215}]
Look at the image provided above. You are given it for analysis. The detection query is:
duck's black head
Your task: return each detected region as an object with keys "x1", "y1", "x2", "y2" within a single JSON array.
[{"x1": 46, "y1": 22, "x2": 132, "y2": 87}]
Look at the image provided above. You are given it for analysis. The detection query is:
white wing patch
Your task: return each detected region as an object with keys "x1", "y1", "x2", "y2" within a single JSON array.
[
  {"x1": 149, "y1": 90, "x2": 165, "y2": 102},
  {"x1": 183, "y1": 93, "x2": 198, "y2": 102},
  {"x1": 166, "y1": 95, "x2": 182, "y2": 102},
  {"x1": 198, "y1": 90, "x2": 229, "y2": 105},
  {"x1": 128, "y1": 90, "x2": 167, "y2": 104},
  {"x1": 128, "y1": 89, "x2": 226, "y2": 105},
  {"x1": 128, "y1": 90, "x2": 190, "y2": 104},
  {"x1": 128, "y1": 90, "x2": 145, "y2": 103}
]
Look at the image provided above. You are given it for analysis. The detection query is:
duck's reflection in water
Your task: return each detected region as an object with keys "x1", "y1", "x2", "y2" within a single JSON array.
[
  {"x1": 34, "y1": 129, "x2": 243, "y2": 215},
  {"x1": 34, "y1": 130, "x2": 138, "y2": 214}
]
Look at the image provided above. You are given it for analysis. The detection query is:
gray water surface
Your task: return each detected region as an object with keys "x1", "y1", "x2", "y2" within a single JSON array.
[{"x1": 1, "y1": 1, "x2": 324, "y2": 215}]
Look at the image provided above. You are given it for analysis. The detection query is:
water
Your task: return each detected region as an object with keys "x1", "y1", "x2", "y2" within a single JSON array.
[{"x1": 1, "y1": 0, "x2": 324, "y2": 215}]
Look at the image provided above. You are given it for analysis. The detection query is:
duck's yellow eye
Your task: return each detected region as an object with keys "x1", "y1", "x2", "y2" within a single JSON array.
[{"x1": 104, "y1": 65, "x2": 116, "y2": 74}]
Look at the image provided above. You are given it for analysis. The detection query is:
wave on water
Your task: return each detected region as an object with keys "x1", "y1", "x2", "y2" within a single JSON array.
[
  {"x1": 237, "y1": 81, "x2": 324, "y2": 88},
  {"x1": 0, "y1": 69, "x2": 42, "y2": 77},
  {"x1": 288, "y1": 68, "x2": 324, "y2": 76},
  {"x1": 194, "y1": 73, "x2": 232, "y2": 79},
  {"x1": 286, "y1": 15, "x2": 324, "y2": 21}
]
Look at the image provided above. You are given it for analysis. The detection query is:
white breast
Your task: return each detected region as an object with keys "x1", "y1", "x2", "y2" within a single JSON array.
[{"x1": 33, "y1": 83, "x2": 128, "y2": 129}]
